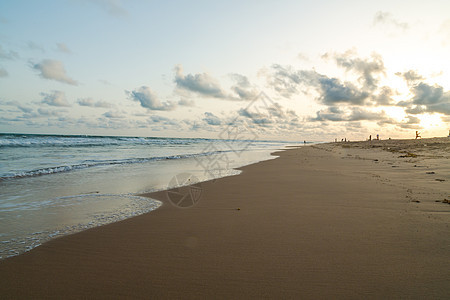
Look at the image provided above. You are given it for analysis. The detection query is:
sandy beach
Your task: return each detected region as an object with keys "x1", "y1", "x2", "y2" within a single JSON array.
[{"x1": 1, "y1": 139, "x2": 449, "y2": 299}]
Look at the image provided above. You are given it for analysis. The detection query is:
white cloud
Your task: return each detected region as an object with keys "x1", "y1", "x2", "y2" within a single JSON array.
[
  {"x1": 56, "y1": 43, "x2": 71, "y2": 54},
  {"x1": 32, "y1": 59, "x2": 78, "y2": 85},
  {"x1": 103, "y1": 111, "x2": 125, "y2": 118},
  {"x1": 40, "y1": 91, "x2": 71, "y2": 107},
  {"x1": 174, "y1": 64, "x2": 229, "y2": 99},
  {"x1": 373, "y1": 11, "x2": 409, "y2": 31},
  {"x1": 127, "y1": 86, "x2": 176, "y2": 111},
  {"x1": 178, "y1": 98, "x2": 195, "y2": 107},
  {"x1": 77, "y1": 98, "x2": 112, "y2": 108},
  {"x1": 38, "y1": 108, "x2": 65, "y2": 117}
]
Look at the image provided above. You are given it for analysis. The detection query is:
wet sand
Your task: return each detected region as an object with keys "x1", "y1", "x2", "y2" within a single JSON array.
[{"x1": 0, "y1": 139, "x2": 449, "y2": 299}]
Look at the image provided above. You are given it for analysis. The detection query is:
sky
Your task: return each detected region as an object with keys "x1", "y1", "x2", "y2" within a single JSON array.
[{"x1": 1, "y1": 0, "x2": 450, "y2": 141}]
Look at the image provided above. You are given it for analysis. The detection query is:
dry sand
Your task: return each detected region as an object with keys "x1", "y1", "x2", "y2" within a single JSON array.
[{"x1": 0, "y1": 138, "x2": 449, "y2": 299}]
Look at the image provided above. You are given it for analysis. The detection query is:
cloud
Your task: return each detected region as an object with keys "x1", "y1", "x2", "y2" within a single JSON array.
[
  {"x1": 174, "y1": 64, "x2": 229, "y2": 99},
  {"x1": 103, "y1": 111, "x2": 125, "y2": 118},
  {"x1": 148, "y1": 115, "x2": 180, "y2": 126},
  {"x1": 127, "y1": 86, "x2": 176, "y2": 111},
  {"x1": 237, "y1": 102, "x2": 300, "y2": 128},
  {"x1": 77, "y1": 98, "x2": 112, "y2": 108},
  {"x1": 373, "y1": 86, "x2": 395, "y2": 105},
  {"x1": 269, "y1": 65, "x2": 369, "y2": 105},
  {"x1": 395, "y1": 70, "x2": 423, "y2": 85},
  {"x1": 373, "y1": 11, "x2": 409, "y2": 31},
  {"x1": 37, "y1": 108, "x2": 65, "y2": 117},
  {"x1": 88, "y1": 0, "x2": 128, "y2": 17},
  {"x1": 18, "y1": 105, "x2": 33, "y2": 113},
  {"x1": 56, "y1": 43, "x2": 71, "y2": 54},
  {"x1": 409, "y1": 83, "x2": 450, "y2": 114},
  {"x1": 40, "y1": 91, "x2": 71, "y2": 107},
  {"x1": 314, "y1": 75, "x2": 369, "y2": 105},
  {"x1": 397, "y1": 82, "x2": 450, "y2": 115},
  {"x1": 27, "y1": 41, "x2": 45, "y2": 53},
  {"x1": 268, "y1": 64, "x2": 303, "y2": 98},
  {"x1": 178, "y1": 98, "x2": 195, "y2": 107},
  {"x1": 202, "y1": 112, "x2": 222, "y2": 126},
  {"x1": 229, "y1": 73, "x2": 259, "y2": 100},
  {"x1": 0, "y1": 67, "x2": 7, "y2": 77},
  {"x1": 412, "y1": 83, "x2": 445, "y2": 105},
  {"x1": 32, "y1": 59, "x2": 78, "y2": 85},
  {"x1": 269, "y1": 53, "x2": 396, "y2": 106},
  {"x1": 0, "y1": 45, "x2": 19, "y2": 60},
  {"x1": 332, "y1": 50, "x2": 385, "y2": 90},
  {"x1": 311, "y1": 107, "x2": 389, "y2": 122}
]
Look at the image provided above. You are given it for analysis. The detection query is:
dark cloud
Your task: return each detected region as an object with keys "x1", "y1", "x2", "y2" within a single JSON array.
[
  {"x1": 203, "y1": 112, "x2": 222, "y2": 126},
  {"x1": 412, "y1": 83, "x2": 445, "y2": 105},
  {"x1": 127, "y1": 86, "x2": 176, "y2": 111},
  {"x1": 405, "y1": 105, "x2": 426, "y2": 115},
  {"x1": 377, "y1": 116, "x2": 421, "y2": 130},
  {"x1": 373, "y1": 86, "x2": 395, "y2": 105},
  {"x1": 269, "y1": 65, "x2": 369, "y2": 105},
  {"x1": 32, "y1": 59, "x2": 78, "y2": 85},
  {"x1": 311, "y1": 107, "x2": 389, "y2": 122},
  {"x1": 148, "y1": 115, "x2": 179, "y2": 125},
  {"x1": 332, "y1": 51, "x2": 385, "y2": 90},
  {"x1": 18, "y1": 105, "x2": 33, "y2": 113},
  {"x1": 237, "y1": 101, "x2": 300, "y2": 128},
  {"x1": 40, "y1": 91, "x2": 71, "y2": 107},
  {"x1": 174, "y1": 65, "x2": 229, "y2": 99},
  {"x1": 404, "y1": 115, "x2": 420, "y2": 124},
  {"x1": 77, "y1": 98, "x2": 112, "y2": 108},
  {"x1": 229, "y1": 73, "x2": 259, "y2": 100},
  {"x1": 402, "y1": 82, "x2": 450, "y2": 115},
  {"x1": 268, "y1": 64, "x2": 302, "y2": 98},
  {"x1": 314, "y1": 75, "x2": 369, "y2": 105}
]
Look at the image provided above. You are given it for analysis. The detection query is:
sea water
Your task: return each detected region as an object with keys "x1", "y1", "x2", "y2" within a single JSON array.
[{"x1": 0, "y1": 133, "x2": 298, "y2": 258}]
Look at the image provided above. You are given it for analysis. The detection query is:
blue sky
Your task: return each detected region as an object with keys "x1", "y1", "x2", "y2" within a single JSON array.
[{"x1": 1, "y1": 0, "x2": 449, "y2": 140}]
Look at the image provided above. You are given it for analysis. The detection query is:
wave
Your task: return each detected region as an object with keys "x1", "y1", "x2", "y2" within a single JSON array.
[
  {"x1": 0, "y1": 150, "x2": 233, "y2": 180},
  {"x1": 0, "y1": 134, "x2": 197, "y2": 148}
]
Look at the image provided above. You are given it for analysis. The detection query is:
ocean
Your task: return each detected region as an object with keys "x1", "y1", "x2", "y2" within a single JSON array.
[{"x1": 0, "y1": 133, "x2": 299, "y2": 259}]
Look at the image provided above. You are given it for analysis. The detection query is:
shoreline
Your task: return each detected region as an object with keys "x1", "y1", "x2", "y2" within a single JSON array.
[
  {"x1": 0, "y1": 144, "x2": 287, "y2": 260},
  {"x1": 0, "y1": 139, "x2": 449, "y2": 298}
]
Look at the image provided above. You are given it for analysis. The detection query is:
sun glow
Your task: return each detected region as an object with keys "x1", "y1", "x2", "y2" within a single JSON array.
[{"x1": 417, "y1": 113, "x2": 444, "y2": 129}]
